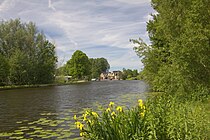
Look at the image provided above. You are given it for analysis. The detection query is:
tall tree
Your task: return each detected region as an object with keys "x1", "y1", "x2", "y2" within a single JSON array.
[
  {"x1": 0, "y1": 19, "x2": 57, "y2": 85},
  {"x1": 66, "y1": 50, "x2": 90, "y2": 79},
  {"x1": 133, "y1": 0, "x2": 210, "y2": 99}
]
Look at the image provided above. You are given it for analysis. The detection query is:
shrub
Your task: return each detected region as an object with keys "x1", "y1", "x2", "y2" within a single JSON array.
[{"x1": 74, "y1": 95, "x2": 208, "y2": 140}]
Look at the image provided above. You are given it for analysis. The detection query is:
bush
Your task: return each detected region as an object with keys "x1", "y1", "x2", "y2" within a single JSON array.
[{"x1": 74, "y1": 95, "x2": 208, "y2": 140}]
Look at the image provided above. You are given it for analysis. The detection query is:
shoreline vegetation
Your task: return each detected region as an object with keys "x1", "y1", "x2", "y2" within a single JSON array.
[
  {"x1": 0, "y1": 79, "x2": 142, "y2": 91},
  {"x1": 0, "y1": 80, "x2": 89, "y2": 91}
]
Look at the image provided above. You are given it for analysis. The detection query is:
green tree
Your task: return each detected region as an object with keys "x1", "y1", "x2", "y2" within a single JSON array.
[
  {"x1": 122, "y1": 68, "x2": 139, "y2": 80},
  {"x1": 89, "y1": 58, "x2": 110, "y2": 79},
  {"x1": 0, "y1": 19, "x2": 57, "y2": 85},
  {"x1": 132, "y1": 69, "x2": 138, "y2": 77},
  {"x1": 133, "y1": 0, "x2": 210, "y2": 99},
  {"x1": 9, "y1": 49, "x2": 29, "y2": 85},
  {"x1": 66, "y1": 50, "x2": 90, "y2": 79}
]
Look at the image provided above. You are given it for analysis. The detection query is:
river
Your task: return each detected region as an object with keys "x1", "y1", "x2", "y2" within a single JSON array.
[{"x1": 0, "y1": 80, "x2": 148, "y2": 139}]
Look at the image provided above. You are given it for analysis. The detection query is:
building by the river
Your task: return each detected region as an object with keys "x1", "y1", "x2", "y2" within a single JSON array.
[{"x1": 100, "y1": 71, "x2": 122, "y2": 80}]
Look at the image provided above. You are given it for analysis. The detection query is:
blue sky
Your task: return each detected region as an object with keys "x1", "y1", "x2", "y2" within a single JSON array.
[{"x1": 0, "y1": 0, "x2": 154, "y2": 71}]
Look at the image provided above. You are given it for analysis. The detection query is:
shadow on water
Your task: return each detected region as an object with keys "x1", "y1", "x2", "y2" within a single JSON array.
[{"x1": 0, "y1": 80, "x2": 148, "y2": 139}]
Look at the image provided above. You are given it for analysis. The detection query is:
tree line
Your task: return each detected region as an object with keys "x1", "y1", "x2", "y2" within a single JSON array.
[
  {"x1": 0, "y1": 19, "x2": 143, "y2": 86},
  {"x1": 121, "y1": 68, "x2": 140, "y2": 80},
  {"x1": 56, "y1": 50, "x2": 142, "y2": 81},
  {"x1": 0, "y1": 19, "x2": 57, "y2": 86},
  {"x1": 57, "y1": 50, "x2": 110, "y2": 80},
  {"x1": 0, "y1": 19, "x2": 110, "y2": 85},
  {"x1": 132, "y1": 0, "x2": 210, "y2": 100}
]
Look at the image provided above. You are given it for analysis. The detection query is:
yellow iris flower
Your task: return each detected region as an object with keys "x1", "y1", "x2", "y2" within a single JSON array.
[
  {"x1": 111, "y1": 111, "x2": 116, "y2": 119},
  {"x1": 106, "y1": 107, "x2": 111, "y2": 112},
  {"x1": 109, "y1": 102, "x2": 115, "y2": 107},
  {"x1": 83, "y1": 113, "x2": 88, "y2": 121},
  {"x1": 138, "y1": 99, "x2": 144, "y2": 109},
  {"x1": 80, "y1": 132, "x2": 85, "y2": 136},
  {"x1": 75, "y1": 121, "x2": 84, "y2": 130},
  {"x1": 116, "y1": 106, "x2": 123, "y2": 112}
]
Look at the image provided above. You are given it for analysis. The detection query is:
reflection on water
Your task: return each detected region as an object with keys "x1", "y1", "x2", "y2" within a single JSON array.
[{"x1": 0, "y1": 80, "x2": 148, "y2": 139}]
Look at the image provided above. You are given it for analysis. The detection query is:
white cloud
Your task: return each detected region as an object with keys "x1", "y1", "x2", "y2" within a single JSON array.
[{"x1": 0, "y1": 0, "x2": 153, "y2": 70}]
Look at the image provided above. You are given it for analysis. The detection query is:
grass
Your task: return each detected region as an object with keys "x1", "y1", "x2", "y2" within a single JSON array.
[{"x1": 203, "y1": 99, "x2": 210, "y2": 138}]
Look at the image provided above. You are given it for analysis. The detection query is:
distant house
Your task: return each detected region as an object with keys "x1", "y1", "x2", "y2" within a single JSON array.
[
  {"x1": 113, "y1": 71, "x2": 122, "y2": 80},
  {"x1": 100, "y1": 71, "x2": 122, "y2": 80},
  {"x1": 100, "y1": 72, "x2": 108, "y2": 80},
  {"x1": 108, "y1": 72, "x2": 114, "y2": 80}
]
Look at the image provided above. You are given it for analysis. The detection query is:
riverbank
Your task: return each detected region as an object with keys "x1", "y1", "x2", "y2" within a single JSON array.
[
  {"x1": 0, "y1": 80, "x2": 89, "y2": 91},
  {"x1": 204, "y1": 99, "x2": 210, "y2": 138}
]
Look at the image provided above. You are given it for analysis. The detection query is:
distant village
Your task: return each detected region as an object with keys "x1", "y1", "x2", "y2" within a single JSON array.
[{"x1": 56, "y1": 69, "x2": 140, "y2": 83}]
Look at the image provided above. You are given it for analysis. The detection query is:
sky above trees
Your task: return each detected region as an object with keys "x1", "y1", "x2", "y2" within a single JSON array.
[{"x1": 0, "y1": 0, "x2": 153, "y2": 71}]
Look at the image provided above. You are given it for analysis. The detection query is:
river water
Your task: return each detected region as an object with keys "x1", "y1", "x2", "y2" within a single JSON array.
[{"x1": 0, "y1": 80, "x2": 148, "y2": 139}]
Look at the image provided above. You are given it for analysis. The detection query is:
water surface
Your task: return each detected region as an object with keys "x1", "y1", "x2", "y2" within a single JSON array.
[{"x1": 0, "y1": 80, "x2": 148, "y2": 139}]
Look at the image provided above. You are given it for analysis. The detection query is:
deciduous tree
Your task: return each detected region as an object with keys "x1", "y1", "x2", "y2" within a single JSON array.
[
  {"x1": 66, "y1": 50, "x2": 90, "y2": 79},
  {"x1": 0, "y1": 19, "x2": 57, "y2": 85},
  {"x1": 133, "y1": 0, "x2": 210, "y2": 99}
]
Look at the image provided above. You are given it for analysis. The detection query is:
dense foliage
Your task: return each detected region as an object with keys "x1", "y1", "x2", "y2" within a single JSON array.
[
  {"x1": 132, "y1": 0, "x2": 210, "y2": 100},
  {"x1": 0, "y1": 19, "x2": 57, "y2": 85},
  {"x1": 75, "y1": 97, "x2": 208, "y2": 140},
  {"x1": 89, "y1": 58, "x2": 110, "y2": 79},
  {"x1": 64, "y1": 50, "x2": 90, "y2": 80},
  {"x1": 58, "y1": 50, "x2": 110, "y2": 80},
  {"x1": 121, "y1": 68, "x2": 139, "y2": 80}
]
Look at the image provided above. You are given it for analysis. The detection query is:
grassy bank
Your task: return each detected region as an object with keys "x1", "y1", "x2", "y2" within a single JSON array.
[
  {"x1": 204, "y1": 99, "x2": 210, "y2": 138},
  {"x1": 0, "y1": 84, "x2": 55, "y2": 91}
]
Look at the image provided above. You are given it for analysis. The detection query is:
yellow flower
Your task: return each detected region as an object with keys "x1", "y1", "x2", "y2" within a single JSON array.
[
  {"x1": 92, "y1": 112, "x2": 98, "y2": 118},
  {"x1": 106, "y1": 108, "x2": 111, "y2": 112},
  {"x1": 116, "y1": 106, "x2": 123, "y2": 112},
  {"x1": 139, "y1": 105, "x2": 146, "y2": 117},
  {"x1": 73, "y1": 115, "x2": 77, "y2": 120},
  {"x1": 75, "y1": 121, "x2": 80, "y2": 129},
  {"x1": 83, "y1": 113, "x2": 88, "y2": 121},
  {"x1": 140, "y1": 112, "x2": 145, "y2": 117},
  {"x1": 79, "y1": 123, "x2": 84, "y2": 130},
  {"x1": 75, "y1": 121, "x2": 84, "y2": 130},
  {"x1": 111, "y1": 111, "x2": 116, "y2": 119},
  {"x1": 109, "y1": 102, "x2": 115, "y2": 107},
  {"x1": 138, "y1": 99, "x2": 144, "y2": 108},
  {"x1": 80, "y1": 132, "x2": 86, "y2": 136}
]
